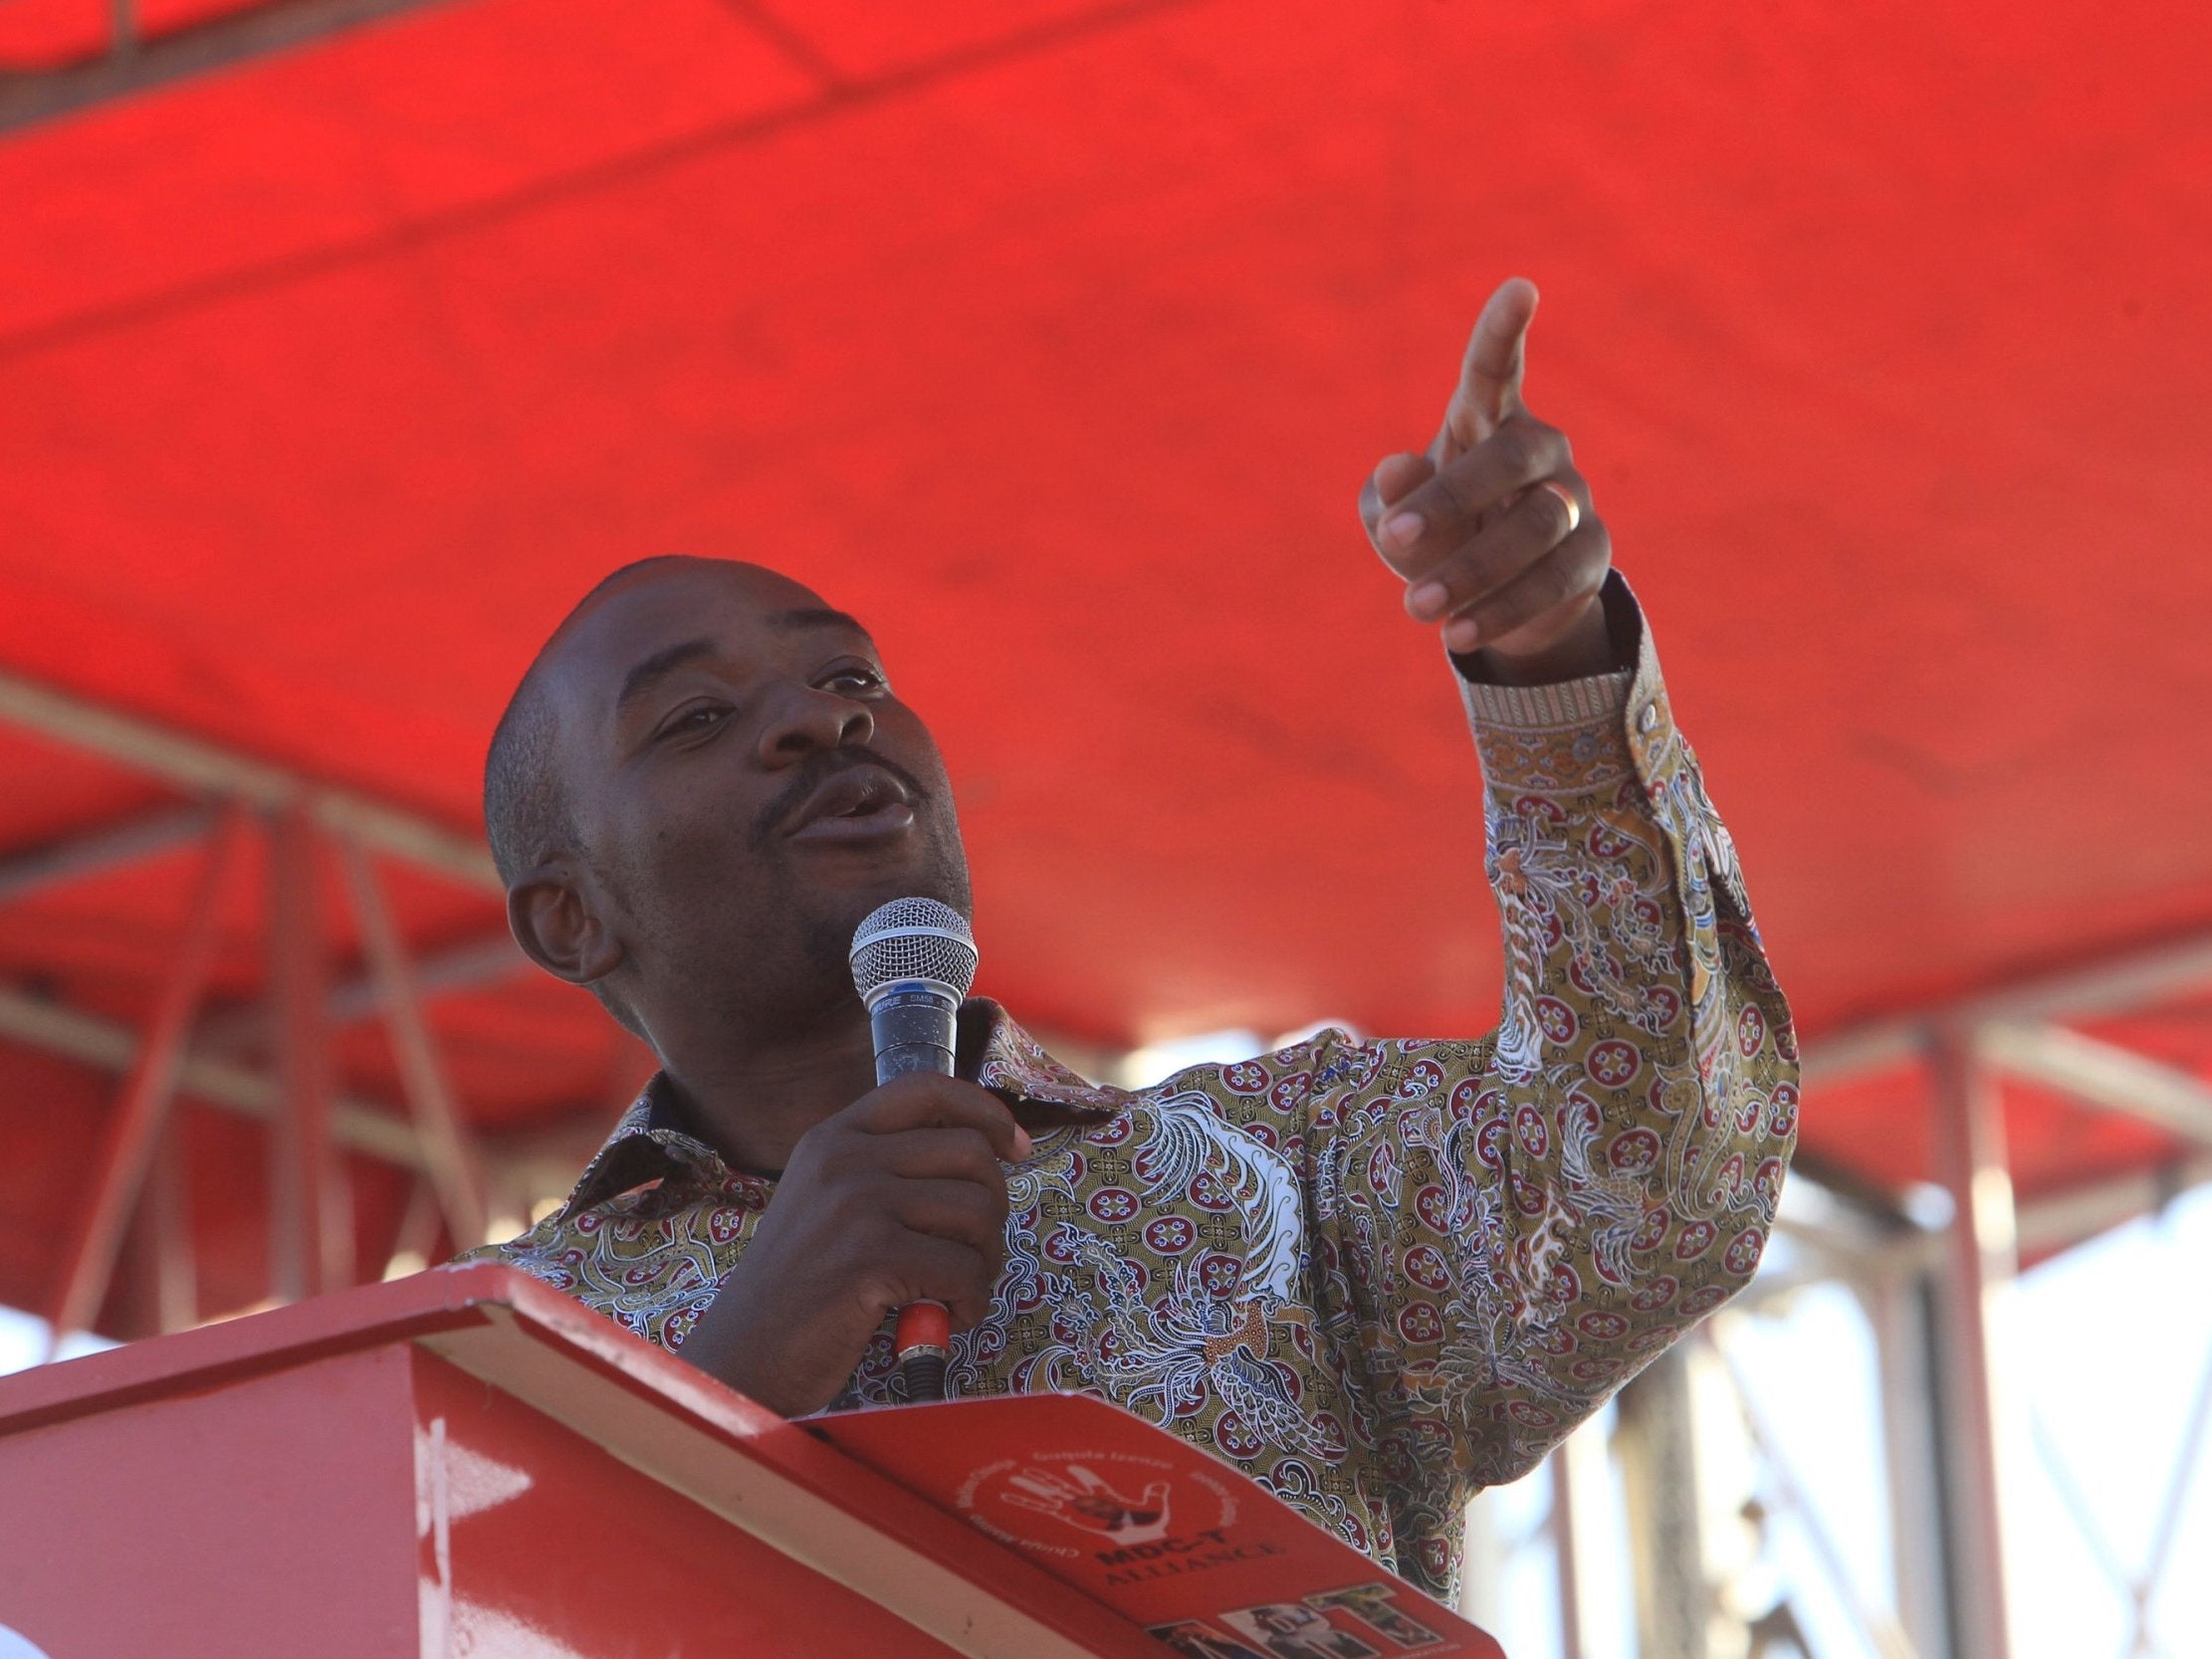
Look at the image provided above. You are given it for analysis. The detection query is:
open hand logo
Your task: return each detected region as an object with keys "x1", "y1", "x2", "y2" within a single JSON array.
[{"x1": 1000, "y1": 1463, "x2": 1174, "y2": 1545}]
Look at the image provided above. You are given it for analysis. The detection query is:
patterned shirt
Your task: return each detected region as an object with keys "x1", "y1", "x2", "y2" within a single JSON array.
[{"x1": 457, "y1": 584, "x2": 1798, "y2": 1601}]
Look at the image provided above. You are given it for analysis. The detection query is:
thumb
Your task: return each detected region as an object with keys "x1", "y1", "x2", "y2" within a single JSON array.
[
  {"x1": 1438, "y1": 277, "x2": 1539, "y2": 460},
  {"x1": 1373, "y1": 451, "x2": 1433, "y2": 508},
  {"x1": 1360, "y1": 451, "x2": 1436, "y2": 556}
]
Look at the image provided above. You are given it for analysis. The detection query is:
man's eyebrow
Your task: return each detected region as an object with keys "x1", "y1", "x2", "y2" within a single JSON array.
[
  {"x1": 768, "y1": 607, "x2": 872, "y2": 641},
  {"x1": 615, "y1": 637, "x2": 718, "y2": 715}
]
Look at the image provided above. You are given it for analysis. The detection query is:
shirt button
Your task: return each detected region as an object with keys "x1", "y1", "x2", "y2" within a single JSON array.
[{"x1": 1638, "y1": 704, "x2": 1659, "y2": 733}]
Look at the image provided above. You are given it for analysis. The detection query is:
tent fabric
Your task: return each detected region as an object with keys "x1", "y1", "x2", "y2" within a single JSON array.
[{"x1": 1, "y1": 0, "x2": 2209, "y2": 1331}]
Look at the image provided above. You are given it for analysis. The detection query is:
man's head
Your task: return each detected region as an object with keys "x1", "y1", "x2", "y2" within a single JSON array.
[{"x1": 486, "y1": 555, "x2": 971, "y2": 1052}]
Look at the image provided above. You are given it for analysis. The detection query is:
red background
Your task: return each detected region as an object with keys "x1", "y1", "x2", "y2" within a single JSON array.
[{"x1": 2, "y1": 0, "x2": 2208, "y2": 1326}]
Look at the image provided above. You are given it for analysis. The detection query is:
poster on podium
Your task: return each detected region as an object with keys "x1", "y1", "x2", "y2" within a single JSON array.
[{"x1": 815, "y1": 1391, "x2": 1508, "y2": 1659}]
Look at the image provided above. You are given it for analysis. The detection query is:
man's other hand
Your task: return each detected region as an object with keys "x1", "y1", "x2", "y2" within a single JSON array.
[
  {"x1": 1358, "y1": 278, "x2": 1616, "y2": 684},
  {"x1": 678, "y1": 1072, "x2": 1028, "y2": 1417}
]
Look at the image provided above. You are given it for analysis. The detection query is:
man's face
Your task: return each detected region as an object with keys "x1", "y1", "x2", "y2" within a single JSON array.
[{"x1": 540, "y1": 560, "x2": 971, "y2": 1036}]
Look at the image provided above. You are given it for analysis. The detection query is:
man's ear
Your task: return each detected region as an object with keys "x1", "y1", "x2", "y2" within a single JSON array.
[{"x1": 506, "y1": 861, "x2": 626, "y2": 988}]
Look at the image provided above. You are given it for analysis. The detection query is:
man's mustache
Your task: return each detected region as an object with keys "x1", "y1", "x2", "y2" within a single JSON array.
[{"x1": 754, "y1": 750, "x2": 933, "y2": 843}]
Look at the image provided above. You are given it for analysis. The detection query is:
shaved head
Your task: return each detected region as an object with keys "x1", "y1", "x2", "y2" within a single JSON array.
[
  {"x1": 484, "y1": 553, "x2": 969, "y2": 1054},
  {"x1": 484, "y1": 554, "x2": 694, "y2": 888}
]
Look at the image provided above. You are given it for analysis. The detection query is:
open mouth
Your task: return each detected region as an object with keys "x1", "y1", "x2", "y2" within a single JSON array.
[{"x1": 785, "y1": 766, "x2": 918, "y2": 841}]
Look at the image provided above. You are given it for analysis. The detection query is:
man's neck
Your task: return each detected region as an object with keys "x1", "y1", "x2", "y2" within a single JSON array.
[{"x1": 658, "y1": 1014, "x2": 880, "y2": 1175}]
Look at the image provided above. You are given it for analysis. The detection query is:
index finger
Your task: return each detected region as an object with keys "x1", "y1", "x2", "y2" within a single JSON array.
[
  {"x1": 1436, "y1": 277, "x2": 1539, "y2": 462},
  {"x1": 857, "y1": 1073, "x2": 1030, "y2": 1161}
]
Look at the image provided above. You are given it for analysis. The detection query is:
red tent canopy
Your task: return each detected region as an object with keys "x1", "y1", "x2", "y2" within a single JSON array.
[{"x1": 2, "y1": 0, "x2": 2209, "y2": 1332}]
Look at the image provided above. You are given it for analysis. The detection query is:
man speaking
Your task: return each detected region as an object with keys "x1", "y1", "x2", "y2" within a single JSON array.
[{"x1": 460, "y1": 278, "x2": 1798, "y2": 1602}]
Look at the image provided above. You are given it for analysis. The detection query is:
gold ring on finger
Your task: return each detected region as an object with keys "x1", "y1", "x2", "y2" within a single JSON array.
[{"x1": 1535, "y1": 479, "x2": 1582, "y2": 535}]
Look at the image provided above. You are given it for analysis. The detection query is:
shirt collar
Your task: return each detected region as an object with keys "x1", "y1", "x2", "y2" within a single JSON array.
[{"x1": 553, "y1": 999, "x2": 1123, "y2": 1219}]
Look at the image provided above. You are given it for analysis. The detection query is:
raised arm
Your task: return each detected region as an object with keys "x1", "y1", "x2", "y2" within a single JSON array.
[{"x1": 1306, "y1": 284, "x2": 1797, "y2": 1543}]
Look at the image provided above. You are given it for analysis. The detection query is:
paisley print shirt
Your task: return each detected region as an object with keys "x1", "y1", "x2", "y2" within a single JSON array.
[{"x1": 456, "y1": 586, "x2": 1798, "y2": 1602}]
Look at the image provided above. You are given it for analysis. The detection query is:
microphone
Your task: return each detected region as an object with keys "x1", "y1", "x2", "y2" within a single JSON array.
[{"x1": 849, "y1": 896, "x2": 980, "y2": 1404}]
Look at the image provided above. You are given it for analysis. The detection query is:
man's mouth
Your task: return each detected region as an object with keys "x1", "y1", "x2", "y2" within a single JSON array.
[{"x1": 783, "y1": 765, "x2": 918, "y2": 842}]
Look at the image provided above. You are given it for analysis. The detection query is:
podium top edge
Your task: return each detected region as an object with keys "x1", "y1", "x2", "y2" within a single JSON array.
[{"x1": 0, "y1": 1264, "x2": 694, "y2": 1436}]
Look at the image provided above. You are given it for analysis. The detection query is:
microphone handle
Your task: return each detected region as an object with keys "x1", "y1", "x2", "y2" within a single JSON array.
[
  {"x1": 871, "y1": 985, "x2": 959, "y2": 1403},
  {"x1": 870, "y1": 989, "x2": 959, "y2": 1084}
]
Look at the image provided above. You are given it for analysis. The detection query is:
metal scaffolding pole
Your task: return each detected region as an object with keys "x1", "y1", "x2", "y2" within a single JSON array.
[
  {"x1": 336, "y1": 832, "x2": 490, "y2": 1250},
  {"x1": 1926, "y1": 1028, "x2": 2018, "y2": 1659},
  {"x1": 1865, "y1": 1268, "x2": 1955, "y2": 1659},
  {"x1": 1458, "y1": 1489, "x2": 1508, "y2": 1641},
  {"x1": 1547, "y1": 1421, "x2": 1616, "y2": 1659},
  {"x1": 379, "y1": 1175, "x2": 445, "y2": 1279},
  {"x1": 1615, "y1": 1348, "x2": 1711, "y2": 1659},
  {"x1": 0, "y1": 802, "x2": 214, "y2": 906},
  {"x1": 1707, "y1": 1325, "x2": 1924, "y2": 1659},
  {"x1": 1549, "y1": 1444, "x2": 1587, "y2": 1659},
  {"x1": 0, "y1": 1, "x2": 466, "y2": 147},
  {"x1": 41, "y1": 806, "x2": 244, "y2": 1357},
  {"x1": 267, "y1": 804, "x2": 344, "y2": 1301},
  {"x1": 0, "y1": 982, "x2": 434, "y2": 1169},
  {"x1": 0, "y1": 666, "x2": 498, "y2": 893},
  {"x1": 145, "y1": 1116, "x2": 196, "y2": 1334},
  {"x1": 1805, "y1": 928, "x2": 2212, "y2": 1090}
]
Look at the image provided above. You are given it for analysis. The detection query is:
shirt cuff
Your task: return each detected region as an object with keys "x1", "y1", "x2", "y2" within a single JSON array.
[{"x1": 1456, "y1": 572, "x2": 1675, "y2": 795}]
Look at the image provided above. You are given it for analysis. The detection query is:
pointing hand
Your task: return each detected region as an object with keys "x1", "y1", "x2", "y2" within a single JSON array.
[{"x1": 1359, "y1": 279, "x2": 1616, "y2": 680}]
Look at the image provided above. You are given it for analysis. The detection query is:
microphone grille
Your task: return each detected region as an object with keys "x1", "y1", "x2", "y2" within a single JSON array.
[{"x1": 849, "y1": 897, "x2": 979, "y2": 1007}]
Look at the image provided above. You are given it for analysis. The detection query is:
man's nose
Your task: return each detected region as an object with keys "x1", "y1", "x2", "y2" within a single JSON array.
[{"x1": 756, "y1": 682, "x2": 874, "y2": 765}]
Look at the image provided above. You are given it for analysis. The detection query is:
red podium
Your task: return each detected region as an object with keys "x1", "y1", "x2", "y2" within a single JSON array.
[{"x1": 0, "y1": 1265, "x2": 1505, "y2": 1659}]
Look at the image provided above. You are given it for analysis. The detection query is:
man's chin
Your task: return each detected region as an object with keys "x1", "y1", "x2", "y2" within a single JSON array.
[{"x1": 811, "y1": 838, "x2": 972, "y2": 927}]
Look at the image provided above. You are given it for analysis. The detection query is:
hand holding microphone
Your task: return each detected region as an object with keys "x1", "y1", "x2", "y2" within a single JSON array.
[
  {"x1": 676, "y1": 898, "x2": 1023, "y2": 1418},
  {"x1": 847, "y1": 897, "x2": 983, "y2": 1404}
]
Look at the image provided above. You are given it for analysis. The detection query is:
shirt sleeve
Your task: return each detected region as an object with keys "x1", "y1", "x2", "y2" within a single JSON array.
[{"x1": 1296, "y1": 573, "x2": 1799, "y2": 1499}]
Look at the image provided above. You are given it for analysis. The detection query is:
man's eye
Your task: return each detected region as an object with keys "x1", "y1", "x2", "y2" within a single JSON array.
[
  {"x1": 659, "y1": 705, "x2": 729, "y2": 740},
  {"x1": 822, "y1": 666, "x2": 886, "y2": 694}
]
